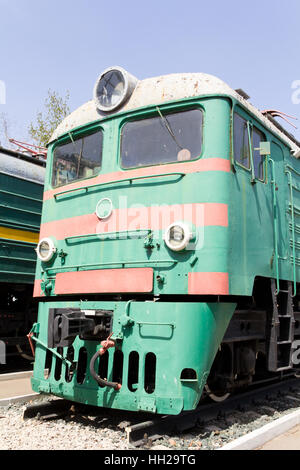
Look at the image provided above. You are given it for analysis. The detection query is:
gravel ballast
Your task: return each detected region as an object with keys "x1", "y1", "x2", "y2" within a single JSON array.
[{"x1": 1, "y1": 392, "x2": 300, "y2": 450}]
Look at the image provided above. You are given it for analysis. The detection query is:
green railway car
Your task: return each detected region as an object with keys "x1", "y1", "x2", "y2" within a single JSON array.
[
  {"x1": 0, "y1": 147, "x2": 45, "y2": 358},
  {"x1": 31, "y1": 67, "x2": 300, "y2": 413}
]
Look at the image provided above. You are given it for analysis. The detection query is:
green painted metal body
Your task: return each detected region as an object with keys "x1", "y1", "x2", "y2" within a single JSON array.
[
  {"x1": 0, "y1": 162, "x2": 43, "y2": 284},
  {"x1": 229, "y1": 119, "x2": 300, "y2": 295},
  {"x1": 32, "y1": 88, "x2": 300, "y2": 413},
  {"x1": 36, "y1": 98, "x2": 232, "y2": 295},
  {"x1": 32, "y1": 300, "x2": 235, "y2": 414}
]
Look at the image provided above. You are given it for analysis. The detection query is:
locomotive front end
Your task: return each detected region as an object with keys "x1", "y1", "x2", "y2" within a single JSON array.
[{"x1": 31, "y1": 68, "x2": 235, "y2": 414}]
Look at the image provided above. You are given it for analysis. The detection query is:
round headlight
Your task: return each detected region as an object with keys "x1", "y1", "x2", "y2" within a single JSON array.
[
  {"x1": 35, "y1": 238, "x2": 56, "y2": 262},
  {"x1": 95, "y1": 198, "x2": 113, "y2": 220},
  {"x1": 93, "y1": 66, "x2": 138, "y2": 113},
  {"x1": 164, "y1": 222, "x2": 194, "y2": 252}
]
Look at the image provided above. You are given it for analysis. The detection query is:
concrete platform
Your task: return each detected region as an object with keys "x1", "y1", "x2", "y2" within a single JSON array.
[
  {"x1": 221, "y1": 408, "x2": 300, "y2": 450},
  {"x1": 257, "y1": 424, "x2": 300, "y2": 450},
  {"x1": 0, "y1": 371, "x2": 39, "y2": 405}
]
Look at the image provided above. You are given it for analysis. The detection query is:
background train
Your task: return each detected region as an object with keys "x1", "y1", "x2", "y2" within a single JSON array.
[
  {"x1": 30, "y1": 67, "x2": 300, "y2": 413},
  {"x1": 0, "y1": 146, "x2": 45, "y2": 362}
]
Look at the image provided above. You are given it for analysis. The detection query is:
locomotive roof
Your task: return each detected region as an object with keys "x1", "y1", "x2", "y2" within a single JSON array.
[
  {"x1": 0, "y1": 147, "x2": 45, "y2": 185},
  {"x1": 50, "y1": 72, "x2": 300, "y2": 156}
]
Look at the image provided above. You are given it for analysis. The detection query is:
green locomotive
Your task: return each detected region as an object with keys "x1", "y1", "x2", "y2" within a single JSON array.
[
  {"x1": 31, "y1": 67, "x2": 300, "y2": 413},
  {"x1": 0, "y1": 147, "x2": 45, "y2": 360}
]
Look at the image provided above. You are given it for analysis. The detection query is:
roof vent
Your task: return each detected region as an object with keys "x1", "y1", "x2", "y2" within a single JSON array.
[{"x1": 235, "y1": 88, "x2": 250, "y2": 100}]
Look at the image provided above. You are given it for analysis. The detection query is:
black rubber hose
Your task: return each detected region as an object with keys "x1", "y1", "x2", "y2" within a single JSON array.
[{"x1": 89, "y1": 349, "x2": 121, "y2": 390}]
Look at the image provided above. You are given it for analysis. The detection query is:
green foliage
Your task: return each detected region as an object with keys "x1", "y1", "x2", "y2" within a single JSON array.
[{"x1": 29, "y1": 89, "x2": 70, "y2": 147}]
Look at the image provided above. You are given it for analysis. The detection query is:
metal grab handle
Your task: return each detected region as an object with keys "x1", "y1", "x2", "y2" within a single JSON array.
[
  {"x1": 136, "y1": 321, "x2": 175, "y2": 328},
  {"x1": 54, "y1": 172, "x2": 185, "y2": 199},
  {"x1": 65, "y1": 228, "x2": 151, "y2": 243},
  {"x1": 285, "y1": 168, "x2": 297, "y2": 297},
  {"x1": 269, "y1": 158, "x2": 280, "y2": 294},
  {"x1": 28, "y1": 332, "x2": 73, "y2": 368}
]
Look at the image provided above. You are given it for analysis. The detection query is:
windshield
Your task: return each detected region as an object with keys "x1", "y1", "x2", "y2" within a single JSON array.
[
  {"x1": 120, "y1": 109, "x2": 203, "y2": 169},
  {"x1": 52, "y1": 130, "x2": 103, "y2": 188}
]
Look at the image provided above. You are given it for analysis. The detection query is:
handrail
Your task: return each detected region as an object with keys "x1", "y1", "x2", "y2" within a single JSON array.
[
  {"x1": 288, "y1": 183, "x2": 300, "y2": 193},
  {"x1": 136, "y1": 321, "x2": 175, "y2": 327},
  {"x1": 285, "y1": 167, "x2": 297, "y2": 296},
  {"x1": 54, "y1": 171, "x2": 185, "y2": 200},
  {"x1": 269, "y1": 158, "x2": 280, "y2": 293},
  {"x1": 44, "y1": 258, "x2": 177, "y2": 274},
  {"x1": 29, "y1": 333, "x2": 73, "y2": 368},
  {"x1": 285, "y1": 164, "x2": 300, "y2": 178},
  {"x1": 247, "y1": 122, "x2": 255, "y2": 183},
  {"x1": 65, "y1": 228, "x2": 151, "y2": 243}
]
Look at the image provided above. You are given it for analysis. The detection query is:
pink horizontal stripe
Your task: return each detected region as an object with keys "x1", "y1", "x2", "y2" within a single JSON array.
[
  {"x1": 188, "y1": 272, "x2": 229, "y2": 295},
  {"x1": 39, "y1": 203, "x2": 228, "y2": 241},
  {"x1": 54, "y1": 268, "x2": 153, "y2": 294},
  {"x1": 43, "y1": 158, "x2": 230, "y2": 201}
]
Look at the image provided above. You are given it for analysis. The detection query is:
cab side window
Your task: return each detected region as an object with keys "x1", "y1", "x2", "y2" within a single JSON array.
[
  {"x1": 253, "y1": 127, "x2": 265, "y2": 181},
  {"x1": 233, "y1": 113, "x2": 250, "y2": 169},
  {"x1": 234, "y1": 112, "x2": 266, "y2": 182}
]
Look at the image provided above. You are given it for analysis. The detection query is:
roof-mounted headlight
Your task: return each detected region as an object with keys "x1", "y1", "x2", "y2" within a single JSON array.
[
  {"x1": 164, "y1": 222, "x2": 195, "y2": 252},
  {"x1": 35, "y1": 237, "x2": 56, "y2": 262},
  {"x1": 93, "y1": 66, "x2": 138, "y2": 113}
]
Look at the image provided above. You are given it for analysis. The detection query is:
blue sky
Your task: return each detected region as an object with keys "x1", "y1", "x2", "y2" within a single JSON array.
[{"x1": 1, "y1": 0, "x2": 300, "y2": 145}]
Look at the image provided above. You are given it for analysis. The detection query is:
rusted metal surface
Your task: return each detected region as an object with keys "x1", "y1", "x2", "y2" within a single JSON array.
[{"x1": 50, "y1": 72, "x2": 300, "y2": 156}]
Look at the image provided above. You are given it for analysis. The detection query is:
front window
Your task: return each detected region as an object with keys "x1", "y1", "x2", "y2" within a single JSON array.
[
  {"x1": 120, "y1": 109, "x2": 203, "y2": 169},
  {"x1": 52, "y1": 130, "x2": 103, "y2": 188}
]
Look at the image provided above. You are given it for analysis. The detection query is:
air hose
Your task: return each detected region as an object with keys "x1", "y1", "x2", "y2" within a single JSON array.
[
  {"x1": 89, "y1": 349, "x2": 121, "y2": 391},
  {"x1": 89, "y1": 333, "x2": 121, "y2": 391}
]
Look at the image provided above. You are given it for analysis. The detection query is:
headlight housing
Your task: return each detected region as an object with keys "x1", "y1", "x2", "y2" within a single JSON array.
[
  {"x1": 35, "y1": 237, "x2": 56, "y2": 262},
  {"x1": 93, "y1": 66, "x2": 138, "y2": 113},
  {"x1": 164, "y1": 222, "x2": 195, "y2": 252}
]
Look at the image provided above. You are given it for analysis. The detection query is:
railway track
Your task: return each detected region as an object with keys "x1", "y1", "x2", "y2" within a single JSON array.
[
  {"x1": 126, "y1": 376, "x2": 300, "y2": 446},
  {"x1": 21, "y1": 374, "x2": 300, "y2": 447}
]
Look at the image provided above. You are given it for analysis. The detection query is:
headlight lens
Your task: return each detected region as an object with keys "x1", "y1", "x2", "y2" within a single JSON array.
[
  {"x1": 95, "y1": 69, "x2": 125, "y2": 110},
  {"x1": 164, "y1": 222, "x2": 194, "y2": 252},
  {"x1": 169, "y1": 225, "x2": 185, "y2": 246},
  {"x1": 35, "y1": 238, "x2": 56, "y2": 262},
  {"x1": 93, "y1": 66, "x2": 138, "y2": 113}
]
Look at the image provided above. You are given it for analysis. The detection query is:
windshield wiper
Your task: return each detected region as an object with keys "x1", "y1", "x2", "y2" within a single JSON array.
[{"x1": 156, "y1": 106, "x2": 184, "y2": 150}]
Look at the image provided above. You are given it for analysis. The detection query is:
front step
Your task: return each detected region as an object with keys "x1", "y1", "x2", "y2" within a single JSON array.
[{"x1": 267, "y1": 279, "x2": 295, "y2": 372}]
